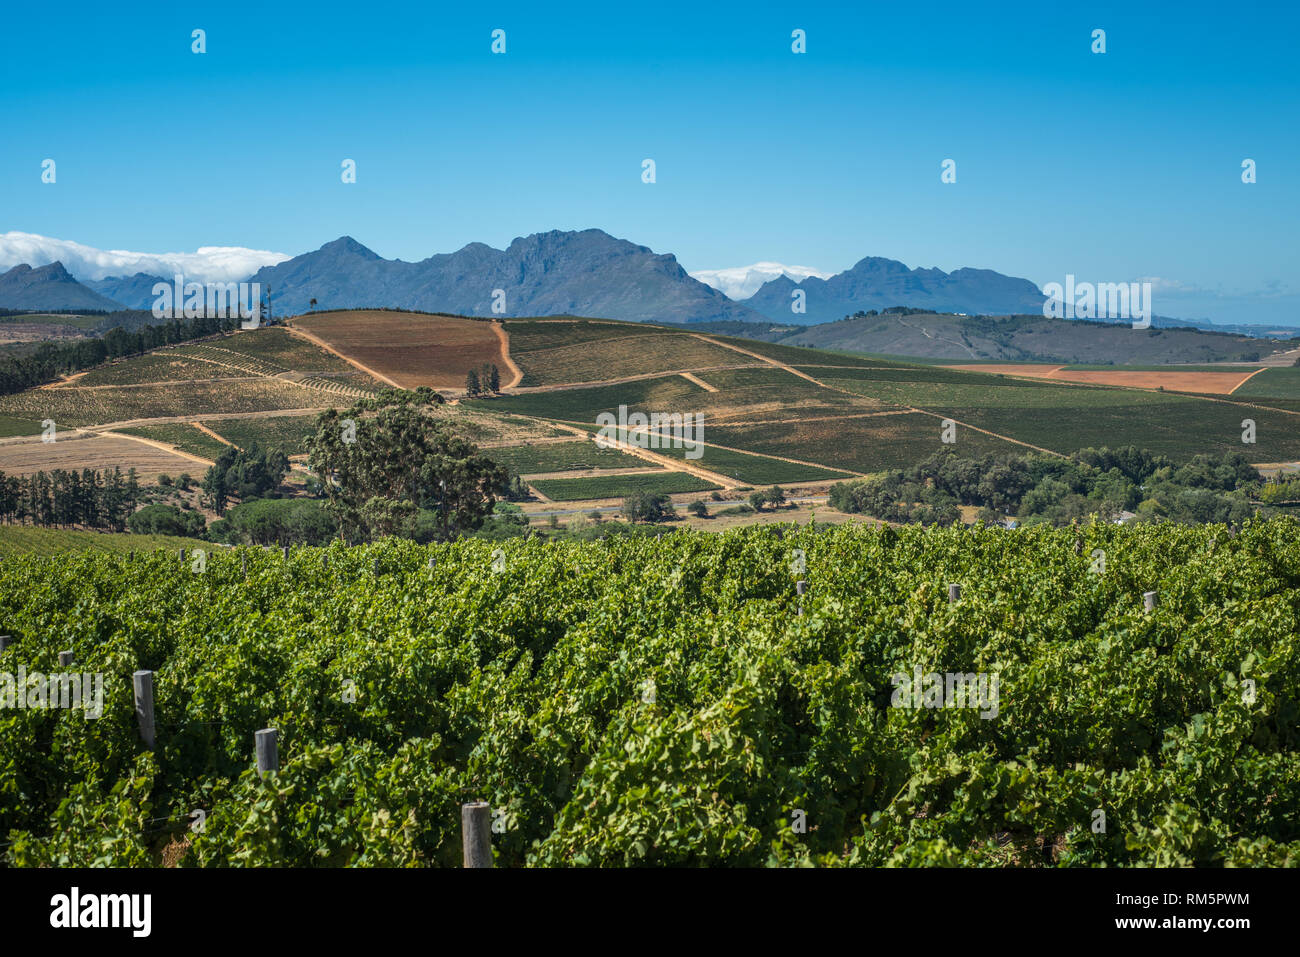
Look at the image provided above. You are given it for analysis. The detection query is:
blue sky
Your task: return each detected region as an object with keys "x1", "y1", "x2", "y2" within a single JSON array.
[{"x1": 2, "y1": 0, "x2": 1297, "y2": 324}]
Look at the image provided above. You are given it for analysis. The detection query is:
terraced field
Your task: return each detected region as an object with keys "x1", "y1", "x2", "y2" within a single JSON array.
[{"x1": 68, "y1": 353, "x2": 252, "y2": 386}]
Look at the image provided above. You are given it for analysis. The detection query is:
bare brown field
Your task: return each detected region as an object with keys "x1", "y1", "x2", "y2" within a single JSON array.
[
  {"x1": 290, "y1": 311, "x2": 505, "y2": 389},
  {"x1": 943, "y1": 364, "x2": 1260, "y2": 395},
  {"x1": 0, "y1": 432, "x2": 203, "y2": 479}
]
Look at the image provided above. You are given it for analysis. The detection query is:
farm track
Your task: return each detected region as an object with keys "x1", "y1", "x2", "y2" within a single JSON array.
[
  {"x1": 493, "y1": 322, "x2": 524, "y2": 389},
  {"x1": 283, "y1": 323, "x2": 405, "y2": 389}
]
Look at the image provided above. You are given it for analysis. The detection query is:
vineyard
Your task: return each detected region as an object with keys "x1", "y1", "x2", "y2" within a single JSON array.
[{"x1": 1, "y1": 519, "x2": 1297, "y2": 867}]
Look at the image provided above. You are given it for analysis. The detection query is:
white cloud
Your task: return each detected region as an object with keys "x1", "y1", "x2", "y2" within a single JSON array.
[
  {"x1": 0, "y1": 231, "x2": 289, "y2": 283},
  {"x1": 689, "y1": 261, "x2": 835, "y2": 300}
]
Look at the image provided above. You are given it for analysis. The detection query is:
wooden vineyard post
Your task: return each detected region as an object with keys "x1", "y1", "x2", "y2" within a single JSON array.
[
  {"x1": 948, "y1": 583, "x2": 962, "y2": 603},
  {"x1": 58, "y1": 650, "x2": 74, "y2": 666},
  {"x1": 461, "y1": 801, "x2": 494, "y2": 868},
  {"x1": 133, "y1": 670, "x2": 156, "y2": 749},
  {"x1": 1144, "y1": 591, "x2": 1158, "y2": 613},
  {"x1": 256, "y1": 728, "x2": 279, "y2": 776}
]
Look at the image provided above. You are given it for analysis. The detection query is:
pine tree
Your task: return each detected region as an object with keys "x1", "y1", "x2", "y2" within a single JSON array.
[
  {"x1": 487, "y1": 363, "x2": 500, "y2": 393},
  {"x1": 466, "y1": 368, "x2": 480, "y2": 396}
]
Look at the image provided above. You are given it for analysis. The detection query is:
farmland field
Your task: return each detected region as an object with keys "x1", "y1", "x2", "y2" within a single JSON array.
[
  {"x1": 116, "y1": 422, "x2": 231, "y2": 461},
  {"x1": 0, "y1": 431, "x2": 207, "y2": 478},
  {"x1": 203, "y1": 414, "x2": 320, "y2": 455},
  {"x1": 68, "y1": 353, "x2": 253, "y2": 386},
  {"x1": 484, "y1": 440, "x2": 646, "y2": 474},
  {"x1": 529, "y1": 471, "x2": 720, "y2": 500},
  {"x1": 292, "y1": 311, "x2": 506, "y2": 389},
  {"x1": 709, "y1": 412, "x2": 1028, "y2": 473},
  {"x1": 0, "y1": 414, "x2": 40, "y2": 438},
  {"x1": 1, "y1": 520, "x2": 1296, "y2": 867},
  {"x1": 636, "y1": 441, "x2": 854, "y2": 484},
  {"x1": 1231, "y1": 367, "x2": 1300, "y2": 399},
  {"x1": 510, "y1": 332, "x2": 752, "y2": 387},
  {"x1": 940, "y1": 364, "x2": 1262, "y2": 395},
  {"x1": 0, "y1": 379, "x2": 337, "y2": 428}
]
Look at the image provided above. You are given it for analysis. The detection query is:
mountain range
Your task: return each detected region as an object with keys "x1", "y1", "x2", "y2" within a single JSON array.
[
  {"x1": 0, "y1": 262, "x2": 124, "y2": 312},
  {"x1": 0, "y1": 229, "x2": 1195, "y2": 331}
]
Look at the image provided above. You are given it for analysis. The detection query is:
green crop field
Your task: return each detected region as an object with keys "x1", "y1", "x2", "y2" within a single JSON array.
[
  {"x1": 0, "y1": 414, "x2": 41, "y2": 438},
  {"x1": 530, "y1": 471, "x2": 719, "y2": 500},
  {"x1": 116, "y1": 423, "x2": 230, "y2": 461},
  {"x1": 709, "y1": 412, "x2": 1026, "y2": 474},
  {"x1": 0, "y1": 526, "x2": 211, "y2": 558},
  {"x1": 484, "y1": 440, "x2": 646, "y2": 474},
  {"x1": 1, "y1": 520, "x2": 1296, "y2": 867},
  {"x1": 644, "y1": 442, "x2": 853, "y2": 484},
  {"x1": 203, "y1": 414, "x2": 321, "y2": 455},
  {"x1": 1232, "y1": 367, "x2": 1300, "y2": 400}
]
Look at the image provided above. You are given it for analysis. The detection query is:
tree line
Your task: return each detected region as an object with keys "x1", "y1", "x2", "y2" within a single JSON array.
[{"x1": 0, "y1": 467, "x2": 142, "y2": 530}]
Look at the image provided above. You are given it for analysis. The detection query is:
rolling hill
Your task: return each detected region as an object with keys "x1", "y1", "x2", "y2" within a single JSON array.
[{"x1": 694, "y1": 312, "x2": 1300, "y2": 365}]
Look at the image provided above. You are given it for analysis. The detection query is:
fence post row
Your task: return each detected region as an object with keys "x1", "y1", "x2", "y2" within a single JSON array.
[
  {"x1": 461, "y1": 801, "x2": 494, "y2": 868},
  {"x1": 133, "y1": 670, "x2": 156, "y2": 750}
]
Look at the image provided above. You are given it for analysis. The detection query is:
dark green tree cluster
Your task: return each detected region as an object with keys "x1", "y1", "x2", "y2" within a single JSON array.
[
  {"x1": 0, "y1": 467, "x2": 141, "y2": 529},
  {"x1": 465, "y1": 363, "x2": 501, "y2": 396},
  {"x1": 201, "y1": 444, "x2": 291, "y2": 515},
  {"x1": 207, "y1": 498, "x2": 337, "y2": 545},
  {"x1": 621, "y1": 491, "x2": 674, "y2": 523},
  {"x1": 126, "y1": 503, "x2": 206, "y2": 538},
  {"x1": 307, "y1": 389, "x2": 509, "y2": 542},
  {"x1": 829, "y1": 446, "x2": 1261, "y2": 527},
  {"x1": 748, "y1": 485, "x2": 787, "y2": 511}
]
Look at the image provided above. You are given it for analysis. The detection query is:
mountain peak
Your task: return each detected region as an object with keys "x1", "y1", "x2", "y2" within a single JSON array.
[{"x1": 318, "y1": 236, "x2": 381, "y2": 260}]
